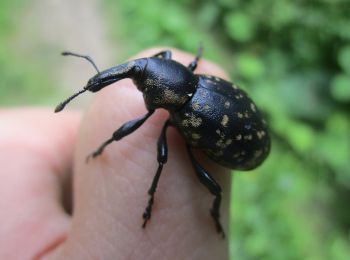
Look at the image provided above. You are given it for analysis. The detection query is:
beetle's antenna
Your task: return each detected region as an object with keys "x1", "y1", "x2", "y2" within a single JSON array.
[
  {"x1": 62, "y1": 51, "x2": 100, "y2": 73},
  {"x1": 55, "y1": 88, "x2": 87, "y2": 113}
]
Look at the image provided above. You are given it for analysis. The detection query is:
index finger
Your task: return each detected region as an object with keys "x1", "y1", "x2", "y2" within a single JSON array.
[{"x1": 58, "y1": 48, "x2": 230, "y2": 260}]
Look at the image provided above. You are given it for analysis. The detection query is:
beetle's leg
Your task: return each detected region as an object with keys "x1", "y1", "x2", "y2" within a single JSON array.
[
  {"x1": 86, "y1": 110, "x2": 155, "y2": 162},
  {"x1": 152, "y1": 50, "x2": 172, "y2": 59},
  {"x1": 188, "y1": 44, "x2": 203, "y2": 71},
  {"x1": 186, "y1": 145, "x2": 225, "y2": 238},
  {"x1": 142, "y1": 119, "x2": 171, "y2": 228}
]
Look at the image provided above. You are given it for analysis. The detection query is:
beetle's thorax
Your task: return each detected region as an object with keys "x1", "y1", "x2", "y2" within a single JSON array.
[{"x1": 133, "y1": 58, "x2": 199, "y2": 111}]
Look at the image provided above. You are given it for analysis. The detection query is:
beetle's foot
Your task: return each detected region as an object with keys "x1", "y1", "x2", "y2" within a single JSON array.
[
  {"x1": 85, "y1": 154, "x2": 92, "y2": 163},
  {"x1": 218, "y1": 228, "x2": 225, "y2": 239},
  {"x1": 142, "y1": 210, "x2": 151, "y2": 228},
  {"x1": 211, "y1": 209, "x2": 225, "y2": 239},
  {"x1": 85, "y1": 149, "x2": 103, "y2": 163},
  {"x1": 142, "y1": 195, "x2": 154, "y2": 228},
  {"x1": 142, "y1": 213, "x2": 150, "y2": 228}
]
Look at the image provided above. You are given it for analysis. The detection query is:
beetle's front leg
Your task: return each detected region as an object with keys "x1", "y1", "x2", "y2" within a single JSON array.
[
  {"x1": 86, "y1": 110, "x2": 155, "y2": 162},
  {"x1": 186, "y1": 145, "x2": 225, "y2": 238}
]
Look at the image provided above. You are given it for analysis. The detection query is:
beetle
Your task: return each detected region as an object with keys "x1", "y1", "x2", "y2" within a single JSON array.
[{"x1": 55, "y1": 47, "x2": 270, "y2": 238}]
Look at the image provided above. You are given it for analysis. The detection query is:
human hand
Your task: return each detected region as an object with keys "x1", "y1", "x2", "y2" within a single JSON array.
[{"x1": 0, "y1": 48, "x2": 230, "y2": 260}]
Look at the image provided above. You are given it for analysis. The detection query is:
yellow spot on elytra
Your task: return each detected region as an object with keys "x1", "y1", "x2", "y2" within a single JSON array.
[
  {"x1": 237, "y1": 112, "x2": 243, "y2": 118},
  {"x1": 215, "y1": 132, "x2": 231, "y2": 148},
  {"x1": 203, "y1": 104, "x2": 210, "y2": 111},
  {"x1": 235, "y1": 94, "x2": 244, "y2": 99},
  {"x1": 236, "y1": 134, "x2": 242, "y2": 140},
  {"x1": 254, "y1": 150, "x2": 263, "y2": 158},
  {"x1": 208, "y1": 149, "x2": 224, "y2": 157},
  {"x1": 182, "y1": 113, "x2": 202, "y2": 127},
  {"x1": 221, "y1": 115, "x2": 229, "y2": 127},
  {"x1": 192, "y1": 133, "x2": 201, "y2": 139},
  {"x1": 224, "y1": 101, "x2": 230, "y2": 108},
  {"x1": 244, "y1": 135, "x2": 253, "y2": 140},
  {"x1": 250, "y1": 103, "x2": 257, "y2": 112},
  {"x1": 234, "y1": 150, "x2": 246, "y2": 161},
  {"x1": 216, "y1": 139, "x2": 227, "y2": 149},
  {"x1": 257, "y1": 131, "x2": 266, "y2": 139}
]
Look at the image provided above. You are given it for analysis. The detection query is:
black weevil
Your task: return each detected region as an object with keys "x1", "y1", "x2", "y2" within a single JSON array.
[{"x1": 55, "y1": 47, "x2": 270, "y2": 238}]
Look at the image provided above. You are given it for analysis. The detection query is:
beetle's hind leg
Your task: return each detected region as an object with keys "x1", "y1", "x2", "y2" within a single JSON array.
[
  {"x1": 186, "y1": 145, "x2": 225, "y2": 238},
  {"x1": 188, "y1": 44, "x2": 203, "y2": 71},
  {"x1": 86, "y1": 110, "x2": 154, "y2": 162},
  {"x1": 142, "y1": 119, "x2": 171, "y2": 228}
]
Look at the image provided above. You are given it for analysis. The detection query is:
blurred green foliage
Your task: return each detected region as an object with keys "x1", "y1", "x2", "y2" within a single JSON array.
[
  {"x1": 0, "y1": 1, "x2": 55, "y2": 106},
  {"x1": 103, "y1": 0, "x2": 350, "y2": 259},
  {"x1": 0, "y1": 0, "x2": 349, "y2": 259}
]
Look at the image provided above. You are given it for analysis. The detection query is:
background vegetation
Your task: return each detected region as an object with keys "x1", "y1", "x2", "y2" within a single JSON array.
[
  {"x1": 1, "y1": 0, "x2": 349, "y2": 259},
  {"x1": 0, "y1": 1, "x2": 56, "y2": 105}
]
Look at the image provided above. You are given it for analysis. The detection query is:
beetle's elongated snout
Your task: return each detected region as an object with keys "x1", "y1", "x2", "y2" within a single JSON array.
[
  {"x1": 85, "y1": 59, "x2": 146, "y2": 92},
  {"x1": 55, "y1": 59, "x2": 147, "y2": 113},
  {"x1": 85, "y1": 64, "x2": 130, "y2": 92}
]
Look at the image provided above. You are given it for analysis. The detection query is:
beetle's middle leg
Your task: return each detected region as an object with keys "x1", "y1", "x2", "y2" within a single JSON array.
[
  {"x1": 86, "y1": 110, "x2": 155, "y2": 162},
  {"x1": 188, "y1": 44, "x2": 203, "y2": 71},
  {"x1": 186, "y1": 145, "x2": 225, "y2": 238},
  {"x1": 142, "y1": 119, "x2": 171, "y2": 228}
]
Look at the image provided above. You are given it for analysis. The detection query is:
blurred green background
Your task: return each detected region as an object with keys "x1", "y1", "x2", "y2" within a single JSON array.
[{"x1": 1, "y1": 0, "x2": 350, "y2": 259}]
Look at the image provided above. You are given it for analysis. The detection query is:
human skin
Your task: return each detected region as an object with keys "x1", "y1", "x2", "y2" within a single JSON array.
[{"x1": 0, "y1": 48, "x2": 231, "y2": 260}]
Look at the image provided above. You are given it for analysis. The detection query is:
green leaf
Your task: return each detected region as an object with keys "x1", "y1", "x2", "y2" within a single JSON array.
[
  {"x1": 337, "y1": 45, "x2": 350, "y2": 74},
  {"x1": 236, "y1": 53, "x2": 265, "y2": 80},
  {"x1": 197, "y1": 3, "x2": 220, "y2": 29},
  {"x1": 224, "y1": 13, "x2": 256, "y2": 42},
  {"x1": 286, "y1": 122, "x2": 315, "y2": 153},
  {"x1": 330, "y1": 74, "x2": 350, "y2": 102}
]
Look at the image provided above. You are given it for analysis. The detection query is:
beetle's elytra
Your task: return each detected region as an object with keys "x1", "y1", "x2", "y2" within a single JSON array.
[{"x1": 55, "y1": 47, "x2": 270, "y2": 238}]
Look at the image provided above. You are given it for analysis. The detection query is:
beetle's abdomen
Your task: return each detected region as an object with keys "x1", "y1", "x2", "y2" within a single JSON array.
[{"x1": 171, "y1": 75, "x2": 270, "y2": 170}]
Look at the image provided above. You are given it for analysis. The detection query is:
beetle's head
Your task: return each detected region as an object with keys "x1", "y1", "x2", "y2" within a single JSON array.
[
  {"x1": 132, "y1": 58, "x2": 198, "y2": 111},
  {"x1": 55, "y1": 58, "x2": 147, "y2": 112}
]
